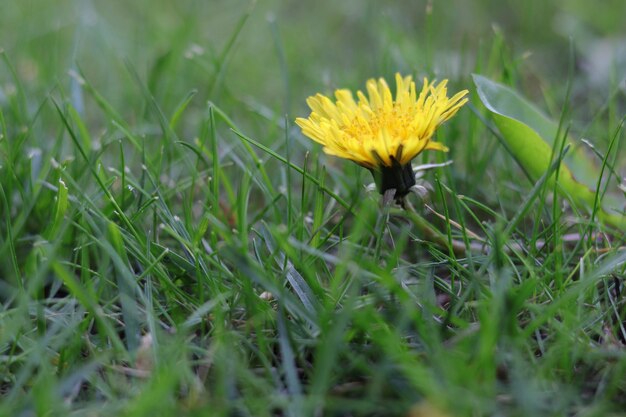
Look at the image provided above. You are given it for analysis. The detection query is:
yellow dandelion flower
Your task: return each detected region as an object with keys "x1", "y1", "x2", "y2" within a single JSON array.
[{"x1": 296, "y1": 73, "x2": 468, "y2": 198}]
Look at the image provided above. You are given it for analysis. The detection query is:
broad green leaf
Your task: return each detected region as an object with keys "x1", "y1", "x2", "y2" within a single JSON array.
[{"x1": 473, "y1": 74, "x2": 625, "y2": 230}]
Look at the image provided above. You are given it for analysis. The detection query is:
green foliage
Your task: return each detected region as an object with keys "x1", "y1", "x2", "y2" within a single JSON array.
[
  {"x1": 0, "y1": 1, "x2": 625, "y2": 416},
  {"x1": 473, "y1": 74, "x2": 626, "y2": 230}
]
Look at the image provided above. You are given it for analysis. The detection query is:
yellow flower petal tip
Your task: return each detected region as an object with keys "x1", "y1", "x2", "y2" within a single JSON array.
[{"x1": 296, "y1": 73, "x2": 467, "y2": 198}]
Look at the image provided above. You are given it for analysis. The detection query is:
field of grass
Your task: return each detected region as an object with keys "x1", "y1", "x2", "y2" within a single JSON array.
[{"x1": 1, "y1": 1, "x2": 625, "y2": 416}]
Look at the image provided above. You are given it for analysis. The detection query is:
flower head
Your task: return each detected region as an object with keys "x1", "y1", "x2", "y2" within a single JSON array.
[{"x1": 296, "y1": 73, "x2": 468, "y2": 198}]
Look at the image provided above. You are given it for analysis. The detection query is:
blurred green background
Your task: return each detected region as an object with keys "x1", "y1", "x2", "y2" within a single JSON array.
[{"x1": 2, "y1": 0, "x2": 625, "y2": 121}]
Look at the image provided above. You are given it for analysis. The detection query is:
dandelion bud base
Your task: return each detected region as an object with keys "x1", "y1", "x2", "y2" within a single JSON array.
[{"x1": 369, "y1": 162, "x2": 415, "y2": 199}]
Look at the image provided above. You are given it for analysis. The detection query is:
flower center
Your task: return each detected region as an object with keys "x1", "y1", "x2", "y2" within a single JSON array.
[{"x1": 343, "y1": 107, "x2": 414, "y2": 144}]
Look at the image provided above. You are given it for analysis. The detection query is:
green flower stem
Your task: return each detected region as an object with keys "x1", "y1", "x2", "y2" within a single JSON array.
[{"x1": 390, "y1": 204, "x2": 477, "y2": 256}]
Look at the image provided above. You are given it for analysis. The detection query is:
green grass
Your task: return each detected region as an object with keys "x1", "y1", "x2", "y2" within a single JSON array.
[{"x1": 1, "y1": 1, "x2": 625, "y2": 416}]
